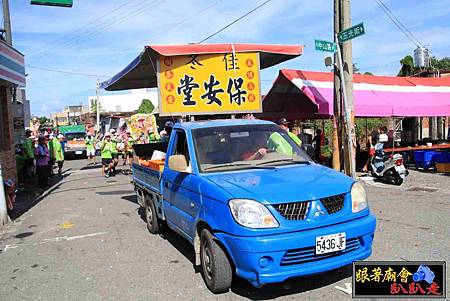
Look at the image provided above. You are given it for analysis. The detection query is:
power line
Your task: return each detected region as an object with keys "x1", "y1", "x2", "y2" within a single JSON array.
[
  {"x1": 198, "y1": 0, "x2": 275, "y2": 44},
  {"x1": 373, "y1": 0, "x2": 423, "y2": 48},
  {"x1": 43, "y1": 0, "x2": 165, "y2": 56},
  {"x1": 29, "y1": 0, "x2": 147, "y2": 58},
  {"x1": 27, "y1": 65, "x2": 109, "y2": 77},
  {"x1": 119, "y1": 0, "x2": 224, "y2": 53}
]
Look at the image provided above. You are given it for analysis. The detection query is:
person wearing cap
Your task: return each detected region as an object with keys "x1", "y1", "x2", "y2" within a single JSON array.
[
  {"x1": 267, "y1": 118, "x2": 300, "y2": 156},
  {"x1": 110, "y1": 129, "x2": 119, "y2": 174},
  {"x1": 276, "y1": 118, "x2": 302, "y2": 146},
  {"x1": 122, "y1": 130, "x2": 132, "y2": 166},
  {"x1": 23, "y1": 129, "x2": 35, "y2": 177},
  {"x1": 148, "y1": 127, "x2": 160, "y2": 143},
  {"x1": 160, "y1": 121, "x2": 174, "y2": 143},
  {"x1": 85, "y1": 132, "x2": 96, "y2": 165},
  {"x1": 100, "y1": 132, "x2": 113, "y2": 177},
  {"x1": 34, "y1": 136, "x2": 49, "y2": 188},
  {"x1": 52, "y1": 134, "x2": 65, "y2": 176},
  {"x1": 47, "y1": 134, "x2": 55, "y2": 177}
]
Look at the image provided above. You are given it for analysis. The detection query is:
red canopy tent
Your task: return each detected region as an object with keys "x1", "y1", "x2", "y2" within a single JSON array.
[
  {"x1": 263, "y1": 69, "x2": 450, "y2": 119},
  {"x1": 101, "y1": 44, "x2": 303, "y2": 91}
]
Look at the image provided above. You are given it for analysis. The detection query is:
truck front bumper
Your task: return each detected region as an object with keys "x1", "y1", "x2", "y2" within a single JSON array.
[{"x1": 215, "y1": 213, "x2": 376, "y2": 287}]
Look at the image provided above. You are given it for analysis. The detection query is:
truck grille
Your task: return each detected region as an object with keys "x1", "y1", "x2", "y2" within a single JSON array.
[
  {"x1": 320, "y1": 194, "x2": 345, "y2": 214},
  {"x1": 273, "y1": 202, "x2": 309, "y2": 220},
  {"x1": 280, "y1": 237, "x2": 361, "y2": 266}
]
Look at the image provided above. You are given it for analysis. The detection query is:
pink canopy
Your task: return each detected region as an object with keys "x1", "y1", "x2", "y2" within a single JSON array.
[{"x1": 263, "y1": 69, "x2": 450, "y2": 118}]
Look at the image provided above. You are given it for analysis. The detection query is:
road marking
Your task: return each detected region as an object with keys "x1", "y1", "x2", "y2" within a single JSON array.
[
  {"x1": 1, "y1": 232, "x2": 107, "y2": 253},
  {"x1": 58, "y1": 221, "x2": 75, "y2": 230},
  {"x1": 334, "y1": 282, "x2": 352, "y2": 295}
]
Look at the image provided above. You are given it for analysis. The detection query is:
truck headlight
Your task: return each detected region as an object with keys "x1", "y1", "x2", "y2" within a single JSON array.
[
  {"x1": 229, "y1": 199, "x2": 279, "y2": 229},
  {"x1": 351, "y1": 182, "x2": 368, "y2": 213}
]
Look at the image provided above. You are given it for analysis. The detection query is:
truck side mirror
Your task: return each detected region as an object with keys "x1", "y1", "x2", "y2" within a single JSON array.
[{"x1": 168, "y1": 154, "x2": 190, "y2": 173}]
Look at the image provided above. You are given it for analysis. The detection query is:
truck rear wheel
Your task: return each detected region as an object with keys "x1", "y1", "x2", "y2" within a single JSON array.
[
  {"x1": 144, "y1": 195, "x2": 160, "y2": 234},
  {"x1": 200, "y1": 229, "x2": 232, "y2": 293}
]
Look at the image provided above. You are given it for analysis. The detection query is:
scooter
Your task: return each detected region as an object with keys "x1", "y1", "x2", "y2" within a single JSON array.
[{"x1": 370, "y1": 153, "x2": 409, "y2": 185}]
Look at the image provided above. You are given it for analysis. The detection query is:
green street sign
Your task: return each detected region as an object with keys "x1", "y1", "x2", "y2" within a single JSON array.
[
  {"x1": 338, "y1": 22, "x2": 365, "y2": 43},
  {"x1": 31, "y1": 0, "x2": 73, "y2": 7},
  {"x1": 315, "y1": 39, "x2": 336, "y2": 53}
]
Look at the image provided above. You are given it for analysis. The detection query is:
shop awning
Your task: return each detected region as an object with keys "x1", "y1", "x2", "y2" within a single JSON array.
[
  {"x1": 263, "y1": 69, "x2": 450, "y2": 118},
  {"x1": 101, "y1": 43, "x2": 303, "y2": 91}
]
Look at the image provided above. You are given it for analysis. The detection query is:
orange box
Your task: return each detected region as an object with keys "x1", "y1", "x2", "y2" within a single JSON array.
[
  {"x1": 147, "y1": 159, "x2": 165, "y2": 172},
  {"x1": 436, "y1": 163, "x2": 450, "y2": 173}
]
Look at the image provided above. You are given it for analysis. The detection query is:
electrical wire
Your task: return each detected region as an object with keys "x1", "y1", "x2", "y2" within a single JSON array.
[
  {"x1": 26, "y1": 65, "x2": 109, "y2": 78},
  {"x1": 27, "y1": 0, "x2": 222, "y2": 78},
  {"x1": 373, "y1": 0, "x2": 423, "y2": 48},
  {"x1": 44, "y1": 0, "x2": 166, "y2": 55},
  {"x1": 198, "y1": 0, "x2": 275, "y2": 44},
  {"x1": 29, "y1": 0, "x2": 147, "y2": 58}
]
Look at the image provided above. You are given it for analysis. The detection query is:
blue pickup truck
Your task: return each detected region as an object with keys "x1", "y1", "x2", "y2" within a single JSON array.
[{"x1": 132, "y1": 119, "x2": 376, "y2": 293}]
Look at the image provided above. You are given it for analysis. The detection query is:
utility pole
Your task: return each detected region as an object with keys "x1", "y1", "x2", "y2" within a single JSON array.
[
  {"x1": 332, "y1": 0, "x2": 341, "y2": 171},
  {"x1": 2, "y1": 0, "x2": 12, "y2": 45},
  {"x1": 96, "y1": 78, "x2": 100, "y2": 133},
  {"x1": 339, "y1": 0, "x2": 356, "y2": 177}
]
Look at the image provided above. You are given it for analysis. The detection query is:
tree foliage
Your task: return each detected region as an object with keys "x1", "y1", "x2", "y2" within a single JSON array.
[
  {"x1": 137, "y1": 99, "x2": 155, "y2": 114},
  {"x1": 90, "y1": 98, "x2": 102, "y2": 113},
  {"x1": 38, "y1": 116, "x2": 51, "y2": 125},
  {"x1": 430, "y1": 56, "x2": 450, "y2": 70},
  {"x1": 397, "y1": 55, "x2": 415, "y2": 76}
]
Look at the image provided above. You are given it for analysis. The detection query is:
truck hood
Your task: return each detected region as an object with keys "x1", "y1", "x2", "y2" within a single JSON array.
[{"x1": 204, "y1": 164, "x2": 353, "y2": 204}]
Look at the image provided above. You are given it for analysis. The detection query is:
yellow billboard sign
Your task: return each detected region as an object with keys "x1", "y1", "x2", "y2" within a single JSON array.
[{"x1": 158, "y1": 52, "x2": 261, "y2": 116}]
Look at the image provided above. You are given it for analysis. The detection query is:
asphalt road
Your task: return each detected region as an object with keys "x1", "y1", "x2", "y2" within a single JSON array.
[{"x1": 0, "y1": 159, "x2": 449, "y2": 300}]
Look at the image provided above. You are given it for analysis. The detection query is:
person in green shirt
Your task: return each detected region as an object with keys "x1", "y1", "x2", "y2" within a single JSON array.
[
  {"x1": 53, "y1": 134, "x2": 65, "y2": 176},
  {"x1": 23, "y1": 130, "x2": 35, "y2": 177},
  {"x1": 267, "y1": 118, "x2": 302, "y2": 157},
  {"x1": 100, "y1": 133, "x2": 113, "y2": 178},
  {"x1": 110, "y1": 129, "x2": 119, "y2": 174},
  {"x1": 47, "y1": 134, "x2": 55, "y2": 177},
  {"x1": 85, "y1": 132, "x2": 96, "y2": 165}
]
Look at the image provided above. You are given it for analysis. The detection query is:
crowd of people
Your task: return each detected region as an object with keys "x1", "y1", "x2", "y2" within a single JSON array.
[
  {"x1": 16, "y1": 129, "x2": 66, "y2": 189},
  {"x1": 89, "y1": 121, "x2": 173, "y2": 178}
]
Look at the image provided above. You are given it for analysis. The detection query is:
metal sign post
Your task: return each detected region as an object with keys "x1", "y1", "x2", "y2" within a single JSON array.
[{"x1": 335, "y1": 34, "x2": 355, "y2": 178}]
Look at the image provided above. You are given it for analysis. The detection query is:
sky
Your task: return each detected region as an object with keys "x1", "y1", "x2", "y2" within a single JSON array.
[{"x1": 7, "y1": 0, "x2": 450, "y2": 117}]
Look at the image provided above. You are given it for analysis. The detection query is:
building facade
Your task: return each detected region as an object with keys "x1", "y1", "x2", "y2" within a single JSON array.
[
  {"x1": 88, "y1": 89, "x2": 158, "y2": 114},
  {"x1": 0, "y1": 40, "x2": 26, "y2": 183}
]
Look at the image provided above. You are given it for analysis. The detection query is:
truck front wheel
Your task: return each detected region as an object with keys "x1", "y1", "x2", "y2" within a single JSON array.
[
  {"x1": 200, "y1": 229, "x2": 232, "y2": 293},
  {"x1": 144, "y1": 195, "x2": 160, "y2": 234}
]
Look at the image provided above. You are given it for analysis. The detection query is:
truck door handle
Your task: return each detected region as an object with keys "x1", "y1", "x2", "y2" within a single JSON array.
[{"x1": 190, "y1": 202, "x2": 195, "y2": 208}]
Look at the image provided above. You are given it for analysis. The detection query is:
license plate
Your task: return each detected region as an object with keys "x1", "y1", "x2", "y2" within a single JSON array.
[
  {"x1": 75, "y1": 150, "x2": 82, "y2": 155},
  {"x1": 316, "y1": 232, "x2": 346, "y2": 255}
]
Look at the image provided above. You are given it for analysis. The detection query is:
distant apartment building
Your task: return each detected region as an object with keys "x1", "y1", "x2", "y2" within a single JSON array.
[
  {"x1": 52, "y1": 104, "x2": 87, "y2": 127},
  {"x1": 88, "y1": 89, "x2": 158, "y2": 114}
]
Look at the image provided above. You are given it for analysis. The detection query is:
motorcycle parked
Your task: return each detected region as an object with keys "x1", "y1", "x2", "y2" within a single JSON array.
[{"x1": 370, "y1": 152, "x2": 408, "y2": 185}]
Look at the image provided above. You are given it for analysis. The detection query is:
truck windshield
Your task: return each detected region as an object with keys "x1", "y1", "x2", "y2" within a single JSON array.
[
  {"x1": 192, "y1": 124, "x2": 312, "y2": 172},
  {"x1": 65, "y1": 132, "x2": 85, "y2": 141}
]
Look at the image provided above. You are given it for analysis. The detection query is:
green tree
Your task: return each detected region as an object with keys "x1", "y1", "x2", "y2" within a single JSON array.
[
  {"x1": 137, "y1": 99, "x2": 155, "y2": 114},
  {"x1": 353, "y1": 63, "x2": 360, "y2": 74},
  {"x1": 363, "y1": 72, "x2": 374, "y2": 76},
  {"x1": 38, "y1": 116, "x2": 50, "y2": 124},
  {"x1": 90, "y1": 98, "x2": 102, "y2": 113},
  {"x1": 397, "y1": 55, "x2": 415, "y2": 76},
  {"x1": 430, "y1": 56, "x2": 450, "y2": 70}
]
